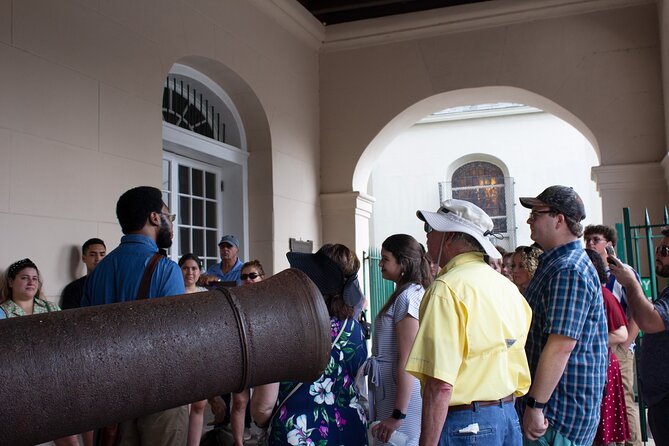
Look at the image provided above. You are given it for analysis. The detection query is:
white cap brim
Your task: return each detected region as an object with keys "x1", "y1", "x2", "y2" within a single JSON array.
[{"x1": 417, "y1": 209, "x2": 501, "y2": 259}]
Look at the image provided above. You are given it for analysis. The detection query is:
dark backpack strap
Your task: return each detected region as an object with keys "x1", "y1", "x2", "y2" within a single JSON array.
[{"x1": 137, "y1": 252, "x2": 164, "y2": 300}]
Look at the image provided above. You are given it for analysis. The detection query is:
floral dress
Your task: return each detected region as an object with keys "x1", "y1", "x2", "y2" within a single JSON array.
[{"x1": 268, "y1": 317, "x2": 369, "y2": 446}]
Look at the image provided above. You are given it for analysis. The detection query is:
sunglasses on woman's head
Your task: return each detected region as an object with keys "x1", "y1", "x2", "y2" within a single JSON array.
[{"x1": 240, "y1": 272, "x2": 260, "y2": 280}]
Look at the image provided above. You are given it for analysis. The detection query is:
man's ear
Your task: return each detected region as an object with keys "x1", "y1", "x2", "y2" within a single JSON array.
[
  {"x1": 554, "y1": 213, "x2": 565, "y2": 229},
  {"x1": 148, "y1": 211, "x2": 161, "y2": 227}
]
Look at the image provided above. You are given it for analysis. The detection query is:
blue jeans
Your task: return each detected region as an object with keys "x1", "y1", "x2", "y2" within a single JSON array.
[{"x1": 439, "y1": 401, "x2": 521, "y2": 446}]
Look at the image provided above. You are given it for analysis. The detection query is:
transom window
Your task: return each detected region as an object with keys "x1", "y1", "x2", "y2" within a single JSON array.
[{"x1": 451, "y1": 161, "x2": 507, "y2": 233}]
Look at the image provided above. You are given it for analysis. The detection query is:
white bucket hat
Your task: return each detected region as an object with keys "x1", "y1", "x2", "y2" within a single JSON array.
[{"x1": 416, "y1": 199, "x2": 501, "y2": 259}]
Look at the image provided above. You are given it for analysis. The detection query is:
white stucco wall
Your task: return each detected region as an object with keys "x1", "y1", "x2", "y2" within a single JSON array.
[
  {"x1": 0, "y1": 0, "x2": 323, "y2": 300},
  {"x1": 369, "y1": 111, "x2": 602, "y2": 249}
]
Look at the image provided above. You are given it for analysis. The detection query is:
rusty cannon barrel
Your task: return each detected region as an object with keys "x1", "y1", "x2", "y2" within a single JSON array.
[{"x1": 0, "y1": 268, "x2": 331, "y2": 445}]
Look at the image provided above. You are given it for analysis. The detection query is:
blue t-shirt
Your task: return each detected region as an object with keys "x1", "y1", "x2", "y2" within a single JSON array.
[
  {"x1": 82, "y1": 234, "x2": 185, "y2": 306},
  {"x1": 205, "y1": 258, "x2": 243, "y2": 284}
]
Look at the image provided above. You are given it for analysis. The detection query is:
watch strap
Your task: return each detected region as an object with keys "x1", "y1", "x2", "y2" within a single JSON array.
[
  {"x1": 526, "y1": 396, "x2": 546, "y2": 410},
  {"x1": 391, "y1": 409, "x2": 406, "y2": 420}
]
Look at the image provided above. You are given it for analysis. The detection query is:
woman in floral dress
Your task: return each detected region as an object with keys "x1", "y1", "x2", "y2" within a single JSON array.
[{"x1": 252, "y1": 244, "x2": 369, "y2": 445}]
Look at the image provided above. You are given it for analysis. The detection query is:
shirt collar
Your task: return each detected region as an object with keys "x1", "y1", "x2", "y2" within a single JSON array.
[
  {"x1": 538, "y1": 239, "x2": 582, "y2": 263},
  {"x1": 120, "y1": 234, "x2": 159, "y2": 251},
  {"x1": 441, "y1": 251, "x2": 485, "y2": 275},
  {"x1": 2, "y1": 297, "x2": 47, "y2": 317}
]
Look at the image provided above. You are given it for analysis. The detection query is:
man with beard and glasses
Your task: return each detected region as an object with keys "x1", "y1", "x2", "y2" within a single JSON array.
[
  {"x1": 82, "y1": 186, "x2": 188, "y2": 445},
  {"x1": 609, "y1": 227, "x2": 669, "y2": 444}
]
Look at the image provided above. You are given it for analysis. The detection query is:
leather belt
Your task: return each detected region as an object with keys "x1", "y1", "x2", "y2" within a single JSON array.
[{"x1": 449, "y1": 394, "x2": 514, "y2": 412}]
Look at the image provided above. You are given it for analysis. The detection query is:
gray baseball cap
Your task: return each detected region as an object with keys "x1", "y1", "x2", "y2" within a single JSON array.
[{"x1": 218, "y1": 235, "x2": 239, "y2": 248}]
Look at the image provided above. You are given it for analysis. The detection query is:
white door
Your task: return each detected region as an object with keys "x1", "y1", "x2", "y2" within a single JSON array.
[{"x1": 163, "y1": 152, "x2": 222, "y2": 270}]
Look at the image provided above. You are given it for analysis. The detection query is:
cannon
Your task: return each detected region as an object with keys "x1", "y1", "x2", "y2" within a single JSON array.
[{"x1": 0, "y1": 268, "x2": 331, "y2": 445}]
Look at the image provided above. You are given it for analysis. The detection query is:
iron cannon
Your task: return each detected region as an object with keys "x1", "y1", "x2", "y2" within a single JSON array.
[{"x1": 0, "y1": 268, "x2": 331, "y2": 445}]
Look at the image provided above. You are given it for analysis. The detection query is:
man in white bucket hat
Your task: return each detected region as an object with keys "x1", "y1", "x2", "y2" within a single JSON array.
[{"x1": 406, "y1": 199, "x2": 532, "y2": 446}]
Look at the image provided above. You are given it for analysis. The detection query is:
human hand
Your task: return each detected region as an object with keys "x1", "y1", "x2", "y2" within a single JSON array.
[
  {"x1": 372, "y1": 418, "x2": 402, "y2": 444},
  {"x1": 607, "y1": 257, "x2": 636, "y2": 288},
  {"x1": 523, "y1": 407, "x2": 548, "y2": 440},
  {"x1": 198, "y1": 274, "x2": 221, "y2": 286}
]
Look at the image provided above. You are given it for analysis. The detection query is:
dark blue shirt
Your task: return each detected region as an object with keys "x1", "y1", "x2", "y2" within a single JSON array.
[
  {"x1": 82, "y1": 234, "x2": 185, "y2": 306},
  {"x1": 524, "y1": 240, "x2": 608, "y2": 445},
  {"x1": 639, "y1": 285, "x2": 669, "y2": 407}
]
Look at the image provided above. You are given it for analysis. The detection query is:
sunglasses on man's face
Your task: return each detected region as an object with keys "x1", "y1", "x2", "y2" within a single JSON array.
[
  {"x1": 655, "y1": 245, "x2": 669, "y2": 257},
  {"x1": 240, "y1": 272, "x2": 260, "y2": 280},
  {"x1": 424, "y1": 222, "x2": 433, "y2": 234}
]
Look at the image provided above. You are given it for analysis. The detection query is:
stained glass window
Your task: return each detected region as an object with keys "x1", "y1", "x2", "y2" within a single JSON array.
[{"x1": 452, "y1": 162, "x2": 507, "y2": 233}]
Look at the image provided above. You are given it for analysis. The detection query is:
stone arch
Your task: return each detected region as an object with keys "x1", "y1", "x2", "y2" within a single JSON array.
[
  {"x1": 159, "y1": 55, "x2": 274, "y2": 272},
  {"x1": 353, "y1": 86, "x2": 599, "y2": 193}
]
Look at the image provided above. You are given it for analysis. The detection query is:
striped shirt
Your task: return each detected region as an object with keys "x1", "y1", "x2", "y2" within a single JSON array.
[{"x1": 524, "y1": 240, "x2": 608, "y2": 446}]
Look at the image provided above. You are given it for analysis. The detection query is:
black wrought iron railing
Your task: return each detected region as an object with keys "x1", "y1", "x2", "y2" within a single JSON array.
[{"x1": 162, "y1": 77, "x2": 226, "y2": 144}]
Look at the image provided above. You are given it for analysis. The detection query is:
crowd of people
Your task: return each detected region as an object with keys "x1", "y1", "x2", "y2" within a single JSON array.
[{"x1": 1, "y1": 184, "x2": 669, "y2": 446}]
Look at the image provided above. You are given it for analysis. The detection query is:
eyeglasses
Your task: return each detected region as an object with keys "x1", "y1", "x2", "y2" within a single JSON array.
[
  {"x1": 240, "y1": 272, "x2": 260, "y2": 280},
  {"x1": 528, "y1": 210, "x2": 555, "y2": 220},
  {"x1": 655, "y1": 245, "x2": 669, "y2": 257},
  {"x1": 585, "y1": 236, "x2": 606, "y2": 245},
  {"x1": 161, "y1": 212, "x2": 176, "y2": 222},
  {"x1": 424, "y1": 222, "x2": 433, "y2": 234}
]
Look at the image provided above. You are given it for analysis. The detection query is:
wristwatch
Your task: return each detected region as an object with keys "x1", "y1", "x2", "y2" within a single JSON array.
[
  {"x1": 391, "y1": 409, "x2": 406, "y2": 420},
  {"x1": 525, "y1": 396, "x2": 546, "y2": 410}
]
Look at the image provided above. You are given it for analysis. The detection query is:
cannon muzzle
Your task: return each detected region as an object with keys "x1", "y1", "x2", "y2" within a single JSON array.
[{"x1": 0, "y1": 268, "x2": 331, "y2": 445}]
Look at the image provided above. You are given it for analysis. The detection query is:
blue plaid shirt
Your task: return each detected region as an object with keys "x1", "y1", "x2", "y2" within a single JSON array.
[{"x1": 524, "y1": 240, "x2": 608, "y2": 445}]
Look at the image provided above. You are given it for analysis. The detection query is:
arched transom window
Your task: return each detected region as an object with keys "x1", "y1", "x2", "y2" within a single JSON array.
[{"x1": 451, "y1": 161, "x2": 507, "y2": 233}]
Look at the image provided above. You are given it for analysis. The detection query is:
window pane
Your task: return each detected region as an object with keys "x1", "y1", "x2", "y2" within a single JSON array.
[
  {"x1": 192, "y1": 169, "x2": 204, "y2": 197},
  {"x1": 451, "y1": 161, "x2": 507, "y2": 232},
  {"x1": 206, "y1": 201, "x2": 216, "y2": 228},
  {"x1": 452, "y1": 162, "x2": 504, "y2": 188},
  {"x1": 205, "y1": 172, "x2": 216, "y2": 199},
  {"x1": 180, "y1": 196, "x2": 191, "y2": 225},
  {"x1": 207, "y1": 230, "x2": 218, "y2": 258},
  {"x1": 193, "y1": 229, "x2": 204, "y2": 257},
  {"x1": 180, "y1": 228, "x2": 191, "y2": 254},
  {"x1": 206, "y1": 259, "x2": 217, "y2": 270},
  {"x1": 193, "y1": 199, "x2": 204, "y2": 227},
  {"x1": 179, "y1": 165, "x2": 190, "y2": 194}
]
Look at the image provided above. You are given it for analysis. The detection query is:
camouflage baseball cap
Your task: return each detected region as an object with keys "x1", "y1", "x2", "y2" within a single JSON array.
[{"x1": 519, "y1": 185, "x2": 586, "y2": 221}]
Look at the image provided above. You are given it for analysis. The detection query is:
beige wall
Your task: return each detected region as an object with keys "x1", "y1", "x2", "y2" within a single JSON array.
[
  {"x1": 320, "y1": 1, "x2": 668, "y2": 250},
  {"x1": 0, "y1": 0, "x2": 322, "y2": 300},
  {"x1": 3, "y1": 0, "x2": 669, "y2": 301}
]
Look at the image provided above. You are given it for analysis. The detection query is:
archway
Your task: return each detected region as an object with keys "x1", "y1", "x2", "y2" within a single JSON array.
[
  {"x1": 346, "y1": 86, "x2": 601, "y2": 255},
  {"x1": 159, "y1": 56, "x2": 273, "y2": 272}
]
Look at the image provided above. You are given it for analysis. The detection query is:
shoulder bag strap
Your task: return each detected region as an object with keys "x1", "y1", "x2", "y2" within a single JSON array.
[{"x1": 137, "y1": 252, "x2": 164, "y2": 300}]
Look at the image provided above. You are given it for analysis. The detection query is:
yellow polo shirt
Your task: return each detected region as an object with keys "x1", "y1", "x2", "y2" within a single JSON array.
[{"x1": 405, "y1": 252, "x2": 532, "y2": 405}]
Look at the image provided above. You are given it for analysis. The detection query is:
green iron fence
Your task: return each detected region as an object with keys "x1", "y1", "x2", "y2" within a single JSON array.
[
  {"x1": 362, "y1": 247, "x2": 395, "y2": 333},
  {"x1": 620, "y1": 206, "x2": 669, "y2": 444}
]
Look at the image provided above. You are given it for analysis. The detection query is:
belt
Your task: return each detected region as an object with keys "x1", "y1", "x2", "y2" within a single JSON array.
[{"x1": 449, "y1": 395, "x2": 514, "y2": 412}]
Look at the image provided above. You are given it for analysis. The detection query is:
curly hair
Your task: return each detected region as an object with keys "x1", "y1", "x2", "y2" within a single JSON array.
[
  {"x1": 584, "y1": 225, "x2": 618, "y2": 246},
  {"x1": 514, "y1": 246, "x2": 543, "y2": 279}
]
